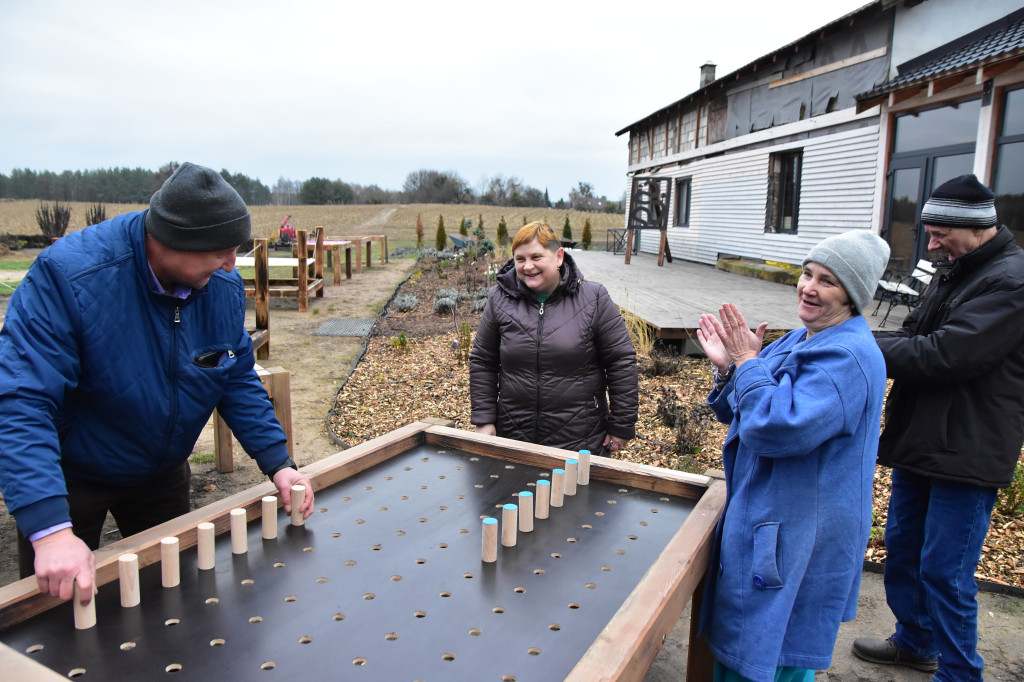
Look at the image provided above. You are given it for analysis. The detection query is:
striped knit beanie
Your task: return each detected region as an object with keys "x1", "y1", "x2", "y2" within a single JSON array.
[{"x1": 920, "y1": 174, "x2": 997, "y2": 229}]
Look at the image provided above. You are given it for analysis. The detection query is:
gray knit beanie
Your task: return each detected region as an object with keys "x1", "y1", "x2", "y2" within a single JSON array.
[
  {"x1": 145, "y1": 162, "x2": 251, "y2": 251},
  {"x1": 920, "y1": 174, "x2": 997, "y2": 229},
  {"x1": 803, "y1": 230, "x2": 890, "y2": 312}
]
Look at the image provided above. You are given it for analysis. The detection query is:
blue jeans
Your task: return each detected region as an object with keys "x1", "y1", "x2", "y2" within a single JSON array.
[{"x1": 883, "y1": 468, "x2": 997, "y2": 682}]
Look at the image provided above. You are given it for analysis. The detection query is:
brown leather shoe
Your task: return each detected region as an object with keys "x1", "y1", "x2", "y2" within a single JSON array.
[{"x1": 852, "y1": 636, "x2": 938, "y2": 673}]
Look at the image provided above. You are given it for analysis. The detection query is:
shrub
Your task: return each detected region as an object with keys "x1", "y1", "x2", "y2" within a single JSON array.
[
  {"x1": 84, "y1": 203, "x2": 106, "y2": 227},
  {"x1": 415, "y1": 213, "x2": 424, "y2": 248},
  {"x1": 459, "y1": 218, "x2": 468, "y2": 236},
  {"x1": 562, "y1": 215, "x2": 572, "y2": 241},
  {"x1": 36, "y1": 201, "x2": 72, "y2": 240},
  {"x1": 433, "y1": 295, "x2": 457, "y2": 314},
  {"x1": 582, "y1": 218, "x2": 592, "y2": 250},
  {"x1": 455, "y1": 322, "x2": 472, "y2": 364},
  {"x1": 390, "y1": 332, "x2": 410, "y2": 354},
  {"x1": 471, "y1": 298, "x2": 488, "y2": 313},
  {"x1": 394, "y1": 294, "x2": 419, "y2": 312},
  {"x1": 997, "y1": 460, "x2": 1024, "y2": 515},
  {"x1": 656, "y1": 386, "x2": 716, "y2": 458}
]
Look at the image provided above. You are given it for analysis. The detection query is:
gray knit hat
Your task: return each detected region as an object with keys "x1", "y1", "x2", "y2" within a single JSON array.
[
  {"x1": 803, "y1": 230, "x2": 890, "y2": 312},
  {"x1": 145, "y1": 162, "x2": 251, "y2": 251},
  {"x1": 920, "y1": 173, "x2": 997, "y2": 229}
]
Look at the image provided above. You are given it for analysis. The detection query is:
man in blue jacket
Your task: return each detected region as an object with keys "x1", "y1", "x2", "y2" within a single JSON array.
[{"x1": 0, "y1": 162, "x2": 314, "y2": 605}]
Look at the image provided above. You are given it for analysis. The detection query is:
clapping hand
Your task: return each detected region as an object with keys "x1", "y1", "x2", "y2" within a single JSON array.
[{"x1": 697, "y1": 304, "x2": 767, "y2": 371}]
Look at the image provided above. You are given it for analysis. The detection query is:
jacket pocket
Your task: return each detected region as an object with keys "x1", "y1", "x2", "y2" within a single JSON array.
[{"x1": 751, "y1": 522, "x2": 784, "y2": 590}]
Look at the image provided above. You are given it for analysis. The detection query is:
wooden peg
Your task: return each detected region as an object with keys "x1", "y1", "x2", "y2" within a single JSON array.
[
  {"x1": 161, "y1": 537, "x2": 180, "y2": 588},
  {"x1": 197, "y1": 522, "x2": 216, "y2": 570},
  {"x1": 501, "y1": 503, "x2": 518, "y2": 547},
  {"x1": 535, "y1": 480, "x2": 551, "y2": 519},
  {"x1": 230, "y1": 508, "x2": 248, "y2": 554},
  {"x1": 578, "y1": 449, "x2": 591, "y2": 485},
  {"x1": 481, "y1": 517, "x2": 498, "y2": 562},
  {"x1": 564, "y1": 460, "x2": 578, "y2": 496},
  {"x1": 518, "y1": 491, "x2": 534, "y2": 532},
  {"x1": 262, "y1": 496, "x2": 278, "y2": 539},
  {"x1": 551, "y1": 469, "x2": 565, "y2": 508},
  {"x1": 290, "y1": 484, "x2": 306, "y2": 526},
  {"x1": 118, "y1": 553, "x2": 140, "y2": 608},
  {"x1": 73, "y1": 583, "x2": 96, "y2": 630}
]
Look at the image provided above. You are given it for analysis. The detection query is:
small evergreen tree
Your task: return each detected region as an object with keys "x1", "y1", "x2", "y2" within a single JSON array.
[
  {"x1": 523, "y1": 215, "x2": 528, "y2": 226},
  {"x1": 435, "y1": 215, "x2": 447, "y2": 251},
  {"x1": 497, "y1": 216, "x2": 509, "y2": 246},
  {"x1": 562, "y1": 215, "x2": 572, "y2": 241},
  {"x1": 415, "y1": 213, "x2": 424, "y2": 248},
  {"x1": 459, "y1": 217, "x2": 468, "y2": 236},
  {"x1": 478, "y1": 214, "x2": 485, "y2": 239},
  {"x1": 582, "y1": 217, "x2": 592, "y2": 250}
]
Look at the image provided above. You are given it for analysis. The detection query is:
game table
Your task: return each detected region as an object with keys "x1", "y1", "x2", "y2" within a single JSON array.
[{"x1": 0, "y1": 423, "x2": 725, "y2": 681}]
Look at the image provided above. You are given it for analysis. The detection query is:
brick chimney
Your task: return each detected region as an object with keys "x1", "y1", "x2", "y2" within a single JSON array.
[{"x1": 700, "y1": 62, "x2": 717, "y2": 88}]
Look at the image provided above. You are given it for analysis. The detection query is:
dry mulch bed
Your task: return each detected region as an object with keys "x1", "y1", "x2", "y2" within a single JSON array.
[{"x1": 329, "y1": 254, "x2": 1024, "y2": 589}]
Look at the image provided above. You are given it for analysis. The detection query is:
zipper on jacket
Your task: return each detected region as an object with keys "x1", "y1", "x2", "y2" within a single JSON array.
[
  {"x1": 167, "y1": 306, "x2": 181, "y2": 462},
  {"x1": 174, "y1": 307, "x2": 181, "y2": 324},
  {"x1": 534, "y1": 301, "x2": 545, "y2": 441}
]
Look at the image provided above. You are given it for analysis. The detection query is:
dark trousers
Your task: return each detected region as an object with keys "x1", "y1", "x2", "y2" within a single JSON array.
[{"x1": 18, "y1": 462, "x2": 192, "y2": 578}]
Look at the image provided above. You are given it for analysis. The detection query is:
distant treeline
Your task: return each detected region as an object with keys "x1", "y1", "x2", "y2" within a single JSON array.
[{"x1": 0, "y1": 165, "x2": 622, "y2": 213}]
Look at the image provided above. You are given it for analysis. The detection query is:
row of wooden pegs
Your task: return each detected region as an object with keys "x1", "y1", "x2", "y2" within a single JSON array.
[
  {"x1": 480, "y1": 451, "x2": 591, "y2": 563},
  {"x1": 72, "y1": 485, "x2": 308, "y2": 630}
]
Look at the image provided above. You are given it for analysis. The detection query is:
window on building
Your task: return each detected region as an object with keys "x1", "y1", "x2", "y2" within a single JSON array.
[
  {"x1": 766, "y1": 150, "x2": 802, "y2": 234},
  {"x1": 675, "y1": 178, "x2": 691, "y2": 227},
  {"x1": 993, "y1": 85, "x2": 1024, "y2": 249}
]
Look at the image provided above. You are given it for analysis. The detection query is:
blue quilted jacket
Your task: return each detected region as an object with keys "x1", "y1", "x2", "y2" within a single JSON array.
[
  {"x1": 0, "y1": 212, "x2": 289, "y2": 537},
  {"x1": 699, "y1": 316, "x2": 886, "y2": 681}
]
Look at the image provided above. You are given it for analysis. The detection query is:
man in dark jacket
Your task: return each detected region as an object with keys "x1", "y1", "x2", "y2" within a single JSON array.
[
  {"x1": 853, "y1": 174, "x2": 1024, "y2": 682},
  {"x1": 469, "y1": 221, "x2": 638, "y2": 455},
  {"x1": 0, "y1": 163, "x2": 314, "y2": 607}
]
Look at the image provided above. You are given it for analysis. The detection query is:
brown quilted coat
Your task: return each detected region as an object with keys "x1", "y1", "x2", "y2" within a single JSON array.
[{"x1": 469, "y1": 253, "x2": 638, "y2": 454}]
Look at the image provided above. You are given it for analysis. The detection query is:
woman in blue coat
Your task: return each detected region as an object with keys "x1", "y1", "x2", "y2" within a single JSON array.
[{"x1": 697, "y1": 231, "x2": 890, "y2": 682}]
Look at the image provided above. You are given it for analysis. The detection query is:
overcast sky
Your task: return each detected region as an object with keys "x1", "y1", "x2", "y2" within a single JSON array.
[{"x1": 1, "y1": 0, "x2": 869, "y2": 201}]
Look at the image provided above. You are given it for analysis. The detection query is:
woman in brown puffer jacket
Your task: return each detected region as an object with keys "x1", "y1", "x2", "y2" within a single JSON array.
[{"x1": 469, "y1": 222, "x2": 638, "y2": 455}]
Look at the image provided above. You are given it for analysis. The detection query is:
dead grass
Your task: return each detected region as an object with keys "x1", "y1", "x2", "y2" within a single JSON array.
[{"x1": 0, "y1": 201, "x2": 626, "y2": 253}]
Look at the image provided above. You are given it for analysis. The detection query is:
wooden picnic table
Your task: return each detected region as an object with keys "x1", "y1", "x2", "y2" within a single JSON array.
[
  {"x1": 326, "y1": 233, "x2": 388, "y2": 273},
  {"x1": 296, "y1": 236, "x2": 354, "y2": 285}
]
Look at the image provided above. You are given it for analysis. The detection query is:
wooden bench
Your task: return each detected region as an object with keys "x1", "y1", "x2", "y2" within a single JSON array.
[
  {"x1": 328, "y1": 234, "x2": 388, "y2": 273},
  {"x1": 236, "y1": 227, "x2": 325, "y2": 312},
  {"x1": 212, "y1": 364, "x2": 293, "y2": 473}
]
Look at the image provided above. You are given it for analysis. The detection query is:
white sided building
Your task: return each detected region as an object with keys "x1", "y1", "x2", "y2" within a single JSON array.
[{"x1": 615, "y1": 0, "x2": 1024, "y2": 274}]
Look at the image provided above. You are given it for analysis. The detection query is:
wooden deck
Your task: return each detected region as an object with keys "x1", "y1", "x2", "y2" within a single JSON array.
[{"x1": 569, "y1": 250, "x2": 896, "y2": 341}]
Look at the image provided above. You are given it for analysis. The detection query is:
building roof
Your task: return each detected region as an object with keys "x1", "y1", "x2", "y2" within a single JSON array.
[
  {"x1": 614, "y1": 1, "x2": 880, "y2": 137},
  {"x1": 856, "y1": 7, "x2": 1024, "y2": 108}
]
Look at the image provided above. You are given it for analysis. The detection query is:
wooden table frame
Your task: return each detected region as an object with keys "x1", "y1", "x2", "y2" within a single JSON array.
[
  {"x1": 0, "y1": 423, "x2": 724, "y2": 681},
  {"x1": 326, "y1": 233, "x2": 388, "y2": 273},
  {"x1": 296, "y1": 237, "x2": 354, "y2": 285},
  {"x1": 236, "y1": 228, "x2": 325, "y2": 312}
]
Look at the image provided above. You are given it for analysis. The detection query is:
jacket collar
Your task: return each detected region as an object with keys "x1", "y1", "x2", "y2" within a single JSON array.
[{"x1": 936, "y1": 225, "x2": 1014, "y2": 279}]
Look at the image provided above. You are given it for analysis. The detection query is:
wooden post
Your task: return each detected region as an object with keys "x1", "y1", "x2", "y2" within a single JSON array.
[
  {"x1": 481, "y1": 517, "x2": 498, "y2": 562},
  {"x1": 197, "y1": 522, "x2": 215, "y2": 570},
  {"x1": 118, "y1": 554, "x2": 140, "y2": 608},
  {"x1": 214, "y1": 365, "x2": 293, "y2": 473},
  {"x1": 296, "y1": 228, "x2": 309, "y2": 312},
  {"x1": 253, "y1": 238, "x2": 270, "y2": 360},
  {"x1": 73, "y1": 584, "x2": 95, "y2": 630},
  {"x1": 518, "y1": 491, "x2": 534, "y2": 533},
  {"x1": 501, "y1": 504, "x2": 518, "y2": 547},
  {"x1": 624, "y1": 227, "x2": 634, "y2": 264},
  {"x1": 313, "y1": 226, "x2": 325, "y2": 299},
  {"x1": 291, "y1": 485, "x2": 306, "y2": 526},
  {"x1": 161, "y1": 537, "x2": 180, "y2": 588},
  {"x1": 262, "y1": 496, "x2": 278, "y2": 540},
  {"x1": 535, "y1": 480, "x2": 551, "y2": 519}
]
